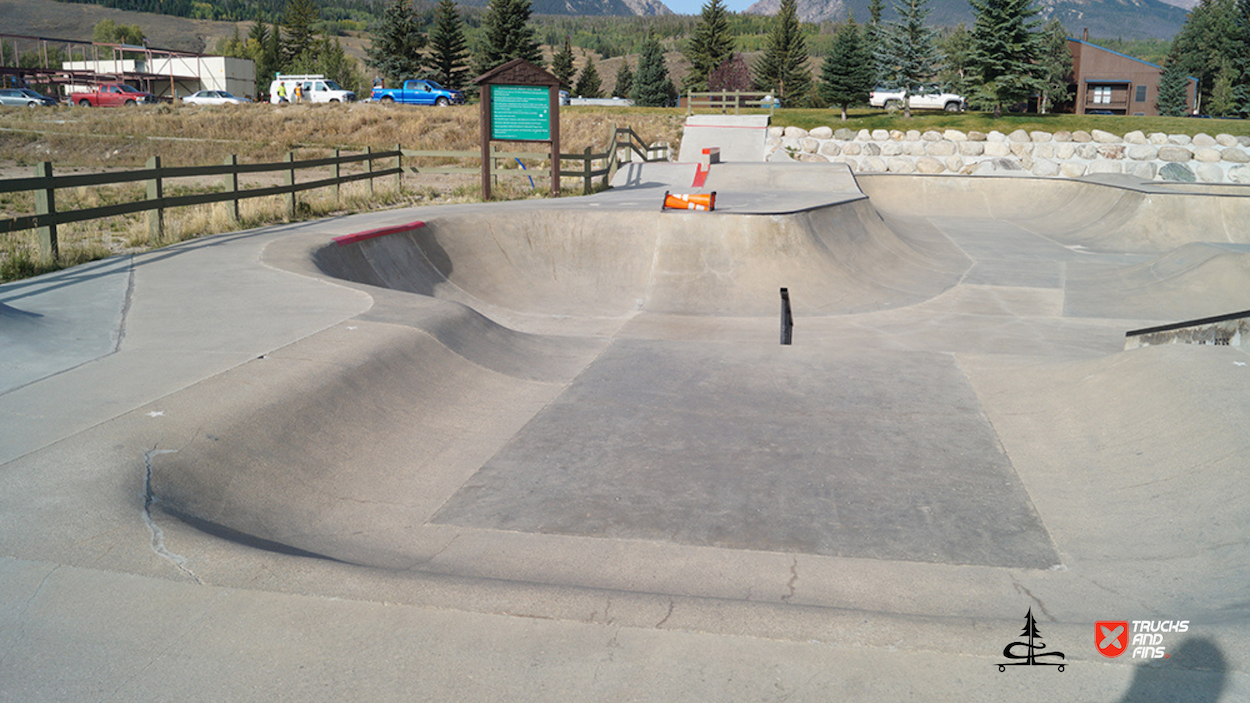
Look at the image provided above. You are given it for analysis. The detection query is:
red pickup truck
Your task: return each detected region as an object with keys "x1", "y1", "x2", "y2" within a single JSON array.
[{"x1": 74, "y1": 83, "x2": 158, "y2": 107}]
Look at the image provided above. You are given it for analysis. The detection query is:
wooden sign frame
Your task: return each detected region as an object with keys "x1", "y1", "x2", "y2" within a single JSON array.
[{"x1": 473, "y1": 59, "x2": 561, "y2": 200}]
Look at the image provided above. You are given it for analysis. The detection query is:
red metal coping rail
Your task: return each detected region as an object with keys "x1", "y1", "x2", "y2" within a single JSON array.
[{"x1": 332, "y1": 220, "x2": 425, "y2": 246}]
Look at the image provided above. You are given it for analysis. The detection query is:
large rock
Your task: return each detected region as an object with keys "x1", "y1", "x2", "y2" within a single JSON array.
[
  {"x1": 784, "y1": 126, "x2": 809, "y2": 139},
  {"x1": 915, "y1": 156, "x2": 946, "y2": 173},
  {"x1": 1055, "y1": 143, "x2": 1076, "y2": 160},
  {"x1": 871, "y1": 129, "x2": 890, "y2": 141},
  {"x1": 1148, "y1": 132, "x2": 1169, "y2": 145},
  {"x1": 1191, "y1": 133, "x2": 1217, "y2": 147},
  {"x1": 857, "y1": 129, "x2": 872, "y2": 141},
  {"x1": 967, "y1": 130, "x2": 987, "y2": 141},
  {"x1": 1077, "y1": 144, "x2": 1099, "y2": 160},
  {"x1": 1229, "y1": 164, "x2": 1250, "y2": 183},
  {"x1": 1072, "y1": 130, "x2": 1093, "y2": 143},
  {"x1": 958, "y1": 141, "x2": 985, "y2": 156},
  {"x1": 768, "y1": 126, "x2": 785, "y2": 138},
  {"x1": 944, "y1": 156, "x2": 964, "y2": 172},
  {"x1": 1123, "y1": 130, "x2": 1148, "y2": 145},
  {"x1": 1127, "y1": 144, "x2": 1158, "y2": 161},
  {"x1": 1030, "y1": 131, "x2": 1052, "y2": 142},
  {"x1": 1195, "y1": 163, "x2": 1224, "y2": 182},
  {"x1": 976, "y1": 157, "x2": 1024, "y2": 174},
  {"x1": 880, "y1": 141, "x2": 904, "y2": 156},
  {"x1": 1125, "y1": 162, "x2": 1156, "y2": 180},
  {"x1": 819, "y1": 141, "x2": 842, "y2": 157},
  {"x1": 926, "y1": 140, "x2": 957, "y2": 156},
  {"x1": 1010, "y1": 142, "x2": 1034, "y2": 157},
  {"x1": 1216, "y1": 133, "x2": 1238, "y2": 147},
  {"x1": 1053, "y1": 130, "x2": 1073, "y2": 142},
  {"x1": 842, "y1": 142, "x2": 863, "y2": 155},
  {"x1": 1158, "y1": 146, "x2": 1192, "y2": 162},
  {"x1": 1031, "y1": 159, "x2": 1060, "y2": 176},
  {"x1": 906, "y1": 129, "x2": 922, "y2": 141},
  {"x1": 810, "y1": 126, "x2": 833, "y2": 140},
  {"x1": 1194, "y1": 147, "x2": 1222, "y2": 163},
  {"x1": 863, "y1": 142, "x2": 881, "y2": 156},
  {"x1": 1091, "y1": 129, "x2": 1120, "y2": 143},
  {"x1": 768, "y1": 147, "x2": 794, "y2": 162},
  {"x1": 798, "y1": 152, "x2": 827, "y2": 163},
  {"x1": 860, "y1": 156, "x2": 888, "y2": 172},
  {"x1": 781, "y1": 137, "x2": 802, "y2": 152},
  {"x1": 890, "y1": 129, "x2": 906, "y2": 141},
  {"x1": 1007, "y1": 129, "x2": 1031, "y2": 142},
  {"x1": 886, "y1": 156, "x2": 917, "y2": 173},
  {"x1": 987, "y1": 130, "x2": 1007, "y2": 142},
  {"x1": 922, "y1": 130, "x2": 944, "y2": 142},
  {"x1": 834, "y1": 127, "x2": 856, "y2": 140},
  {"x1": 984, "y1": 141, "x2": 1012, "y2": 157},
  {"x1": 1240, "y1": 136, "x2": 1250, "y2": 147},
  {"x1": 801, "y1": 137, "x2": 820, "y2": 153},
  {"x1": 944, "y1": 129, "x2": 967, "y2": 142},
  {"x1": 1060, "y1": 162, "x2": 1086, "y2": 178},
  {"x1": 1034, "y1": 142, "x2": 1056, "y2": 159},
  {"x1": 1159, "y1": 162, "x2": 1196, "y2": 182},
  {"x1": 1168, "y1": 134, "x2": 1192, "y2": 145},
  {"x1": 1087, "y1": 161, "x2": 1122, "y2": 174},
  {"x1": 1222, "y1": 148, "x2": 1250, "y2": 163}
]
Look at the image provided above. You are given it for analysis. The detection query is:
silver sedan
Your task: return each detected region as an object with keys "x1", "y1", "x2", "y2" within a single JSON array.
[
  {"x1": 0, "y1": 88, "x2": 57, "y2": 106},
  {"x1": 182, "y1": 90, "x2": 250, "y2": 105}
]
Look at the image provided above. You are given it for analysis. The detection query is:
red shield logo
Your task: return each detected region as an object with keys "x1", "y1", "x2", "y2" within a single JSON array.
[{"x1": 1096, "y1": 621, "x2": 1129, "y2": 658}]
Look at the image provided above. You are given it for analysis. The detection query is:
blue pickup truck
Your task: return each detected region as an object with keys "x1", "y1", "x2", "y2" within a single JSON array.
[{"x1": 371, "y1": 79, "x2": 464, "y2": 106}]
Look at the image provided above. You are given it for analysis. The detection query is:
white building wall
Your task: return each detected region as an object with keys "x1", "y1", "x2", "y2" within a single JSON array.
[{"x1": 61, "y1": 55, "x2": 257, "y2": 100}]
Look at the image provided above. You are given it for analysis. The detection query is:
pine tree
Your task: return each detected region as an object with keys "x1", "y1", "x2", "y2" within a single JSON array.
[
  {"x1": 614, "y1": 59, "x2": 634, "y2": 98},
  {"x1": 752, "y1": 0, "x2": 812, "y2": 105},
  {"x1": 683, "y1": 0, "x2": 735, "y2": 92},
  {"x1": 474, "y1": 0, "x2": 542, "y2": 75},
  {"x1": 875, "y1": 0, "x2": 941, "y2": 118},
  {"x1": 1171, "y1": 0, "x2": 1238, "y2": 108},
  {"x1": 937, "y1": 23, "x2": 973, "y2": 98},
  {"x1": 1036, "y1": 18, "x2": 1071, "y2": 113},
  {"x1": 551, "y1": 36, "x2": 576, "y2": 90},
  {"x1": 574, "y1": 55, "x2": 603, "y2": 98},
  {"x1": 281, "y1": 0, "x2": 319, "y2": 66},
  {"x1": 428, "y1": 0, "x2": 470, "y2": 89},
  {"x1": 364, "y1": 0, "x2": 426, "y2": 85},
  {"x1": 965, "y1": 0, "x2": 1041, "y2": 117},
  {"x1": 864, "y1": 0, "x2": 885, "y2": 85},
  {"x1": 1232, "y1": 0, "x2": 1250, "y2": 113},
  {"x1": 631, "y1": 33, "x2": 676, "y2": 107},
  {"x1": 819, "y1": 19, "x2": 873, "y2": 120},
  {"x1": 263, "y1": 18, "x2": 284, "y2": 76},
  {"x1": 1156, "y1": 50, "x2": 1190, "y2": 116},
  {"x1": 1209, "y1": 59, "x2": 1237, "y2": 115}
]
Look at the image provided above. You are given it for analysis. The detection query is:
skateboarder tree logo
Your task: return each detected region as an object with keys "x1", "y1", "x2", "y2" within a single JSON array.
[{"x1": 998, "y1": 608, "x2": 1066, "y2": 671}]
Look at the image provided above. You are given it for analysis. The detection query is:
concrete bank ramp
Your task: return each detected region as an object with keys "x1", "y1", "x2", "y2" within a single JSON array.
[
  {"x1": 676, "y1": 114, "x2": 770, "y2": 163},
  {"x1": 1067, "y1": 242, "x2": 1250, "y2": 320}
]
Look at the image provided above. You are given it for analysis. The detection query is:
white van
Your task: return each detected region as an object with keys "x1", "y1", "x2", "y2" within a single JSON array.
[{"x1": 268, "y1": 74, "x2": 356, "y2": 104}]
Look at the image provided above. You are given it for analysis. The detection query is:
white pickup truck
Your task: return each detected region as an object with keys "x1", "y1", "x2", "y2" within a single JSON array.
[{"x1": 869, "y1": 88, "x2": 964, "y2": 112}]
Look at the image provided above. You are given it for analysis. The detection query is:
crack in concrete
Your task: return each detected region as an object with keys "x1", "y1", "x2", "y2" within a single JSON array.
[
  {"x1": 0, "y1": 564, "x2": 59, "y2": 669},
  {"x1": 143, "y1": 446, "x2": 202, "y2": 585},
  {"x1": 655, "y1": 600, "x2": 675, "y2": 629},
  {"x1": 1010, "y1": 577, "x2": 1055, "y2": 622},
  {"x1": 781, "y1": 557, "x2": 799, "y2": 603}
]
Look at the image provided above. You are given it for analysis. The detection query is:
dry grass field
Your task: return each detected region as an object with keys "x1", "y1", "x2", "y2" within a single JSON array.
[{"x1": 0, "y1": 102, "x2": 684, "y2": 281}]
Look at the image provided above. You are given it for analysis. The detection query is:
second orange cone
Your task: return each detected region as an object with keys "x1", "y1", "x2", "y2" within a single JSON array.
[{"x1": 662, "y1": 191, "x2": 716, "y2": 212}]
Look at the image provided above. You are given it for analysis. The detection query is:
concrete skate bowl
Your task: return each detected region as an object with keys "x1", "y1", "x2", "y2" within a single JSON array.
[{"x1": 145, "y1": 172, "x2": 1250, "y2": 626}]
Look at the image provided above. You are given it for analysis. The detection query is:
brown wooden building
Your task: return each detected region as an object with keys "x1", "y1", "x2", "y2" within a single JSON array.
[{"x1": 1068, "y1": 38, "x2": 1198, "y2": 116}]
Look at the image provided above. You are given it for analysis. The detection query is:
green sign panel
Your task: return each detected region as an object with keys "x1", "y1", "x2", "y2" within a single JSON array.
[{"x1": 491, "y1": 85, "x2": 551, "y2": 141}]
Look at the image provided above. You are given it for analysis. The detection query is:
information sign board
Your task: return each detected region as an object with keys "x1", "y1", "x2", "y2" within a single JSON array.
[{"x1": 490, "y1": 85, "x2": 551, "y2": 141}]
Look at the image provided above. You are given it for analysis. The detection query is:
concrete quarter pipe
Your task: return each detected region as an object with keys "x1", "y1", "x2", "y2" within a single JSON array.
[{"x1": 0, "y1": 163, "x2": 1247, "y2": 700}]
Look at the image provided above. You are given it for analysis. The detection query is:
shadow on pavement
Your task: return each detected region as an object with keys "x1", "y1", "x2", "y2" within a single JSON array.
[{"x1": 1118, "y1": 637, "x2": 1227, "y2": 703}]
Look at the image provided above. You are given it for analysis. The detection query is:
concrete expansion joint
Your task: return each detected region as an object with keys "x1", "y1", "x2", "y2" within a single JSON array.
[
  {"x1": 655, "y1": 600, "x2": 675, "y2": 628},
  {"x1": 114, "y1": 255, "x2": 137, "y2": 354},
  {"x1": 142, "y1": 446, "x2": 202, "y2": 585},
  {"x1": 0, "y1": 564, "x2": 59, "y2": 668}
]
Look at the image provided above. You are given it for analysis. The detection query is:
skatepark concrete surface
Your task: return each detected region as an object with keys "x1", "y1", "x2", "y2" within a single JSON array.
[{"x1": 2, "y1": 161, "x2": 1249, "y2": 701}]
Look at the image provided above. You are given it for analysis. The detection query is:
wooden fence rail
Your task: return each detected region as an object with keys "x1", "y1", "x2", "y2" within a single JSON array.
[
  {"x1": 0, "y1": 124, "x2": 670, "y2": 260},
  {"x1": 685, "y1": 90, "x2": 779, "y2": 116}
]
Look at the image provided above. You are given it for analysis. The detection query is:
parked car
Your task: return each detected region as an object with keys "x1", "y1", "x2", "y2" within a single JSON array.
[
  {"x1": 73, "y1": 83, "x2": 158, "y2": 107},
  {"x1": 183, "y1": 90, "x2": 249, "y2": 106},
  {"x1": 0, "y1": 88, "x2": 57, "y2": 107},
  {"x1": 371, "y1": 79, "x2": 464, "y2": 106},
  {"x1": 869, "y1": 87, "x2": 964, "y2": 112},
  {"x1": 269, "y1": 74, "x2": 356, "y2": 104}
]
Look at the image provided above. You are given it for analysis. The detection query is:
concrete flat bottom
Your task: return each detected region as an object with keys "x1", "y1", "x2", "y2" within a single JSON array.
[{"x1": 435, "y1": 339, "x2": 1056, "y2": 568}]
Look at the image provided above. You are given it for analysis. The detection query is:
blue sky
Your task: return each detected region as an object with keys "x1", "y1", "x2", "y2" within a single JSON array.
[{"x1": 663, "y1": 0, "x2": 756, "y2": 16}]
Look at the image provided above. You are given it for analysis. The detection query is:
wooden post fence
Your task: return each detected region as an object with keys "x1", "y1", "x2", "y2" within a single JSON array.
[
  {"x1": 33, "y1": 161, "x2": 56, "y2": 260},
  {"x1": 146, "y1": 155, "x2": 163, "y2": 245}
]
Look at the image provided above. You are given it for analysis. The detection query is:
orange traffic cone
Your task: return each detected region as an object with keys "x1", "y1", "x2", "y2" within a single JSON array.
[{"x1": 662, "y1": 191, "x2": 716, "y2": 212}]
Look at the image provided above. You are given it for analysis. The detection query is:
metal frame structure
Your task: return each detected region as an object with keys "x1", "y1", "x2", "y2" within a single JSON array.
[{"x1": 0, "y1": 33, "x2": 201, "y2": 99}]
